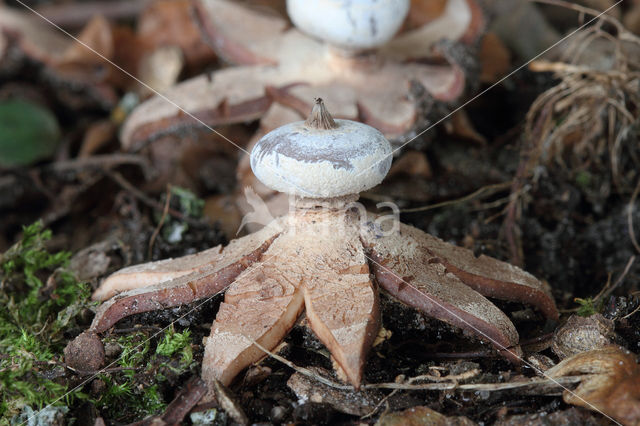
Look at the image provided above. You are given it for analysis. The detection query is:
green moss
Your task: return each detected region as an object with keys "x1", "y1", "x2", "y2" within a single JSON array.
[
  {"x1": 1, "y1": 221, "x2": 198, "y2": 424},
  {"x1": 0, "y1": 221, "x2": 91, "y2": 423},
  {"x1": 574, "y1": 297, "x2": 603, "y2": 317},
  {"x1": 92, "y1": 327, "x2": 196, "y2": 423},
  {"x1": 93, "y1": 332, "x2": 163, "y2": 422},
  {"x1": 156, "y1": 327, "x2": 192, "y2": 363}
]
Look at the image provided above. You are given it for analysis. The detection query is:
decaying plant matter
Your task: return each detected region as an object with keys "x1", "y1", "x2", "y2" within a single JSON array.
[
  {"x1": 502, "y1": 4, "x2": 640, "y2": 265},
  {"x1": 68, "y1": 100, "x2": 557, "y2": 396},
  {"x1": 0, "y1": 7, "x2": 117, "y2": 109},
  {"x1": 121, "y1": 0, "x2": 485, "y2": 150},
  {"x1": 525, "y1": 3, "x2": 640, "y2": 191},
  {"x1": 547, "y1": 345, "x2": 640, "y2": 425}
]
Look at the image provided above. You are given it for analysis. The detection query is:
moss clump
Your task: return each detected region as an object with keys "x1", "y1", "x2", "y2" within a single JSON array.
[
  {"x1": 0, "y1": 221, "x2": 199, "y2": 424},
  {"x1": 575, "y1": 297, "x2": 604, "y2": 317},
  {"x1": 93, "y1": 327, "x2": 196, "y2": 423},
  {"x1": 0, "y1": 221, "x2": 92, "y2": 422},
  {"x1": 156, "y1": 327, "x2": 193, "y2": 362}
]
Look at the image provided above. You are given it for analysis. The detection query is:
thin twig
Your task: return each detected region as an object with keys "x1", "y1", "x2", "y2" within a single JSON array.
[
  {"x1": 249, "y1": 339, "x2": 352, "y2": 390},
  {"x1": 628, "y1": 177, "x2": 640, "y2": 254},
  {"x1": 44, "y1": 153, "x2": 154, "y2": 179},
  {"x1": 251, "y1": 338, "x2": 587, "y2": 393},
  {"x1": 601, "y1": 256, "x2": 636, "y2": 301},
  {"x1": 105, "y1": 170, "x2": 202, "y2": 226},
  {"x1": 622, "y1": 302, "x2": 640, "y2": 319},
  {"x1": 148, "y1": 185, "x2": 172, "y2": 260},
  {"x1": 65, "y1": 365, "x2": 138, "y2": 376},
  {"x1": 399, "y1": 182, "x2": 512, "y2": 213},
  {"x1": 531, "y1": 0, "x2": 640, "y2": 45}
]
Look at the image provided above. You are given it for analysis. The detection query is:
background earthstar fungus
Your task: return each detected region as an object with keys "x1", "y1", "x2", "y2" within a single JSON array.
[
  {"x1": 121, "y1": 0, "x2": 484, "y2": 149},
  {"x1": 67, "y1": 100, "x2": 558, "y2": 400},
  {"x1": 117, "y1": 0, "x2": 485, "y2": 216}
]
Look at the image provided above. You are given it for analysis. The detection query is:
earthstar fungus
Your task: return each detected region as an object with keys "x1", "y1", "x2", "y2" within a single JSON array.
[
  {"x1": 71, "y1": 100, "x2": 558, "y2": 393},
  {"x1": 121, "y1": 0, "x2": 484, "y2": 149}
]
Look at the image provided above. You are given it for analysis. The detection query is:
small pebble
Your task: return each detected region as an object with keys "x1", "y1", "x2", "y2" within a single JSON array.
[{"x1": 64, "y1": 331, "x2": 105, "y2": 371}]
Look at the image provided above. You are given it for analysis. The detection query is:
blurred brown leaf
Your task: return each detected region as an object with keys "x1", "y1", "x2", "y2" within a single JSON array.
[
  {"x1": 446, "y1": 110, "x2": 487, "y2": 144},
  {"x1": 376, "y1": 406, "x2": 475, "y2": 426},
  {"x1": 479, "y1": 32, "x2": 511, "y2": 83},
  {"x1": 59, "y1": 15, "x2": 113, "y2": 66},
  {"x1": 79, "y1": 119, "x2": 117, "y2": 158},
  {"x1": 387, "y1": 150, "x2": 432, "y2": 179},
  {"x1": 0, "y1": 5, "x2": 69, "y2": 63},
  {"x1": 137, "y1": 0, "x2": 216, "y2": 70},
  {"x1": 404, "y1": 0, "x2": 448, "y2": 31},
  {"x1": 624, "y1": 0, "x2": 640, "y2": 35},
  {"x1": 137, "y1": 45, "x2": 184, "y2": 96},
  {"x1": 547, "y1": 345, "x2": 640, "y2": 425}
]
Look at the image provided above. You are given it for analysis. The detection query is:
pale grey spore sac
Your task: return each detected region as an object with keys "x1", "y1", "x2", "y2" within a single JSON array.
[{"x1": 253, "y1": 131, "x2": 361, "y2": 171}]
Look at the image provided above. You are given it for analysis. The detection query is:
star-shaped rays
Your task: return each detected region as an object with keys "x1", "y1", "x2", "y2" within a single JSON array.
[{"x1": 80, "y1": 207, "x2": 557, "y2": 391}]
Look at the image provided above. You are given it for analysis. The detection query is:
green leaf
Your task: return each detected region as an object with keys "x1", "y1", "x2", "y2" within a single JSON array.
[{"x1": 0, "y1": 99, "x2": 60, "y2": 167}]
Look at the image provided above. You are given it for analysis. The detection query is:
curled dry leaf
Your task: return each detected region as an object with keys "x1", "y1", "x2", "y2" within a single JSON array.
[
  {"x1": 552, "y1": 314, "x2": 617, "y2": 360},
  {"x1": 0, "y1": 6, "x2": 122, "y2": 108},
  {"x1": 121, "y1": 0, "x2": 485, "y2": 150},
  {"x1": 0, "y1": 6, "x2": 69, "y2": 65},
  {"x1": 376, "y1": 405, "x2": 475, "y2": 426},
  {"x1": 386, "y1": 150, "x2": 433, "y2": 179},
  {"x1": 0, "y1": 6, "x2": 117, "y2": 108},
  {"x1": 479, "y1": 31, "x2": 511, "y2": 83},
  {"x1": 547, "y1": 345, "x2": 640, "y2": 426},
  {"x1": 136, "y1": 45, "x2": 184, "y2": 97},
  {"x1": 1, "y1": 1, "x2": 216, "y2": 109},
  {"x1": 137, "y1": 0, "x2": 217, "y2": 71},
  {"x1": 57, "y1": 15, "x2": 113, "y2": 67}
]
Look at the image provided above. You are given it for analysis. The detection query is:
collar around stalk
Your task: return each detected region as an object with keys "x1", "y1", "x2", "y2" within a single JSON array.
[{"x1": 250, "y1": 98, "x2": 392, "y2": 198}]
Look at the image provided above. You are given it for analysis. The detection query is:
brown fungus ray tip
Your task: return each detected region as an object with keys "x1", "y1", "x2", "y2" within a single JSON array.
[{"x1": 305, "y1": 98, "x2": 338, "y2": 130}]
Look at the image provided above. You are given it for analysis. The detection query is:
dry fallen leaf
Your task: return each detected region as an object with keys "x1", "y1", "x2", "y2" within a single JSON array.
[
  {"x1": 137, "y1": 45, "x2": 184, "y2": 97},
  {"x1": 403, "y1": 0, "x2": 449, "y2": 31},
  {"x1": 58, "y1": 15, "x2": 113, "y2": 67},
  {"x1": 78, "y1": 119, "x2": 116, "y2": 158},
  {"x1": 137, "y1": 0, "x2": 217, "y2": 71},
  {"x1": 376, "y1": 405, "x2": 475, "y2": 426},
  {"x1": 387, "y1": 150, "x2": 433, "y2": 179},
  {"x1": 0, "y1": 6, "x2": 117, "y2": 108},
  {"x1": 547, "y1": 345, "x2": 640, "y2": 425},
  {"x1": 445, "y1": 110, "x2": 487, "y2": 144},
  {"x1": 479, "y1": 31, "x2": 511, "y2": 83}
]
